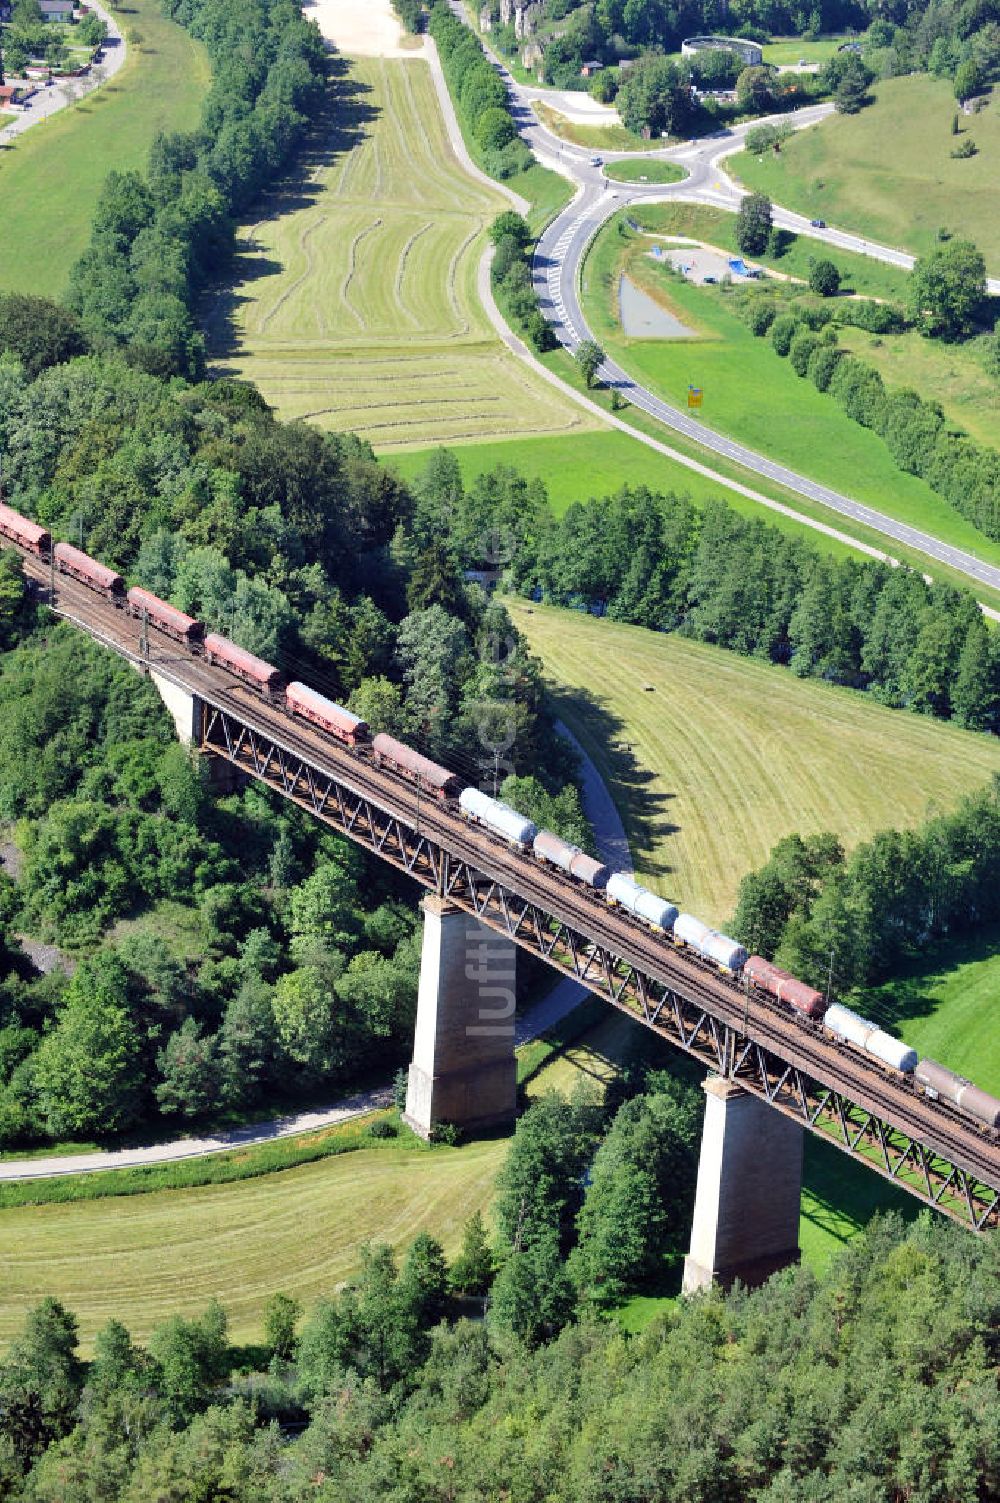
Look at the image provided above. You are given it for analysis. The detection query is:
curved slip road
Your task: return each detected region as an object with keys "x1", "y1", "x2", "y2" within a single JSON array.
[
  {"x1": 532, "y1": 184, "x2": 1000, "y2": 597},
  {"x1": 445, "y1": 1, "x2": 1000, "y2": 596}
]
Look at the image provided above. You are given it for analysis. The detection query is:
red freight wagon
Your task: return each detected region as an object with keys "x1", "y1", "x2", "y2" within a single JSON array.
[
  {"x1": 203, "y1": 632, "x2": 283, "y2": 694},
  {"x1": 371, "y1": 733, "x2": 460, "y2": 800},
  {"x1": 0, "y1": 502, "x2": 51, "y2": 557},
  {"x1": 285, "y1": 681, "x2": 368, "y2": 746},
  {"x1": 126, "y1": 586, "x2": 203, "y2": 645},
  {"x1": 54, "y1": 541, "x2": 125, "y2": 599},
  {"x1": 745, "y1": 955, "x2": 826, "y2": 1019}
]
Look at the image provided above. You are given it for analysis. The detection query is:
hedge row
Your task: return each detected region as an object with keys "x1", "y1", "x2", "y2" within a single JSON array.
[
  {"x1": 738, "y1": 292, "x2": 1000, "y2": 543},
  {"x1": 427, "y1": 1, "x2": 532, "y2": 179}
]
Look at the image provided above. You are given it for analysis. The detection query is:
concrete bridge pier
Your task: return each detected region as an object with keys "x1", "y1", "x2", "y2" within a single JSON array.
[
  {"x1": 150, "y1": 672, "x2": 202, "y2": 746},
  {"x1": 148, "y1": 674, "x2": 243, "y2": 790},
  {"x1": 404, "y1": 894, "x2": 517, "y2": 1139},
  {"x1": 682, "y1": 1076, "x2": 804, "y2": 1294}
]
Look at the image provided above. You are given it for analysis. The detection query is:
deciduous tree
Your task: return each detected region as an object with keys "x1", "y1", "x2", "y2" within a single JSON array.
[{"x1": 736, "y1": 192, "x2": 772, "y2": 256}]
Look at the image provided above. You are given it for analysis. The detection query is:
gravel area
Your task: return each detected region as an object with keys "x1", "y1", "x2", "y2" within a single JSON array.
[{"x1": 303, "y1": 0, "x2": 417, "y2": 57}]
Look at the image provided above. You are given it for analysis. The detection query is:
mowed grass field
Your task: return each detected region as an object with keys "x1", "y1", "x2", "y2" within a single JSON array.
[
  {"x1": 761, "y1": 35, "x2": 851, "y2": 65},
  {"x1": 0, "y1": 0, "x2": 210, "y2": 299},
  {"x1": 0, "y1": 993, "x2": 921, "y2": 1352},
  {"x1": 507, "y1": 601, "x2": 1000, "y2": 925},
  {"x1": 731, "y1": 75, "x2": 1000, "y2": 273},
  {"x1": 580, "y1": 217, "x2": 1000, "y2": 569},
  {"x1": 209, "y1": 56, "x2": 589, "y2": 451},
  {"x1": 0, "y1": 1132, "x2": 507, "y2": 1351}
]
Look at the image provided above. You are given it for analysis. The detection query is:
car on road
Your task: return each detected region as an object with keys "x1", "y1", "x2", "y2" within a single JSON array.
[
  {"x1": 810, "y1": 218, "x2": 826, "y2": 228},
  {"x1": 590, "y1": 155, "x2": 602, "y2": 166}
]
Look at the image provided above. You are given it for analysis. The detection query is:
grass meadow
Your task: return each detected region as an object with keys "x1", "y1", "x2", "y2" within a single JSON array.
[
  {"x1": 0, "y1": 0, "x2": 210, "y2": 299},
  {"x1": 761, "y1": 35, "x2": 851, "y2": 65},
  {"x1": 507, "y1": 601, "x2": 1000, "y2": 925},
  {"x1": 0, "y1": 1126, "x2": 508, "y2": 1351},
  {"x1": 862, "y1": 932, "x2": 1000, "y2": 1094},
  {"x1": 627, "y1": 200, "x2": 910, "y2": 300},
  {"x1": 836, "y1": 321, "x2": 1000, "y2": 450},
  {"x1": 731, "y1": 75, "x2": 1000, "y2": 273},
  {"x1": 532, "y1": 100, "x2": 650, "y2": 152},
  {"x1": 580, "y1": 215, "x2": 1000, "y2": 569},
  {"x1": 604, "y1": 158, "x2": 687, "y2": 185},
  {"x1": 208, "y1": 56, "x2": 588, "y2": 452}
]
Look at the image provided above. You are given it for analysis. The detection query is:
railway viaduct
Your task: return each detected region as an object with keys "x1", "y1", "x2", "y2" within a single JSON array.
[{"x1": 12, "y1": 549, "x2": 1000, "y2": 1291}]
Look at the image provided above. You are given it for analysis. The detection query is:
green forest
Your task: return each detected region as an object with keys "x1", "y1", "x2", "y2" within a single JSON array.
[
  {"x1": 0, "y1": 1183, "x2": 996, "y2": 1500},
  {"x1": 0, "y1": 361, "x2": 586, "y2": 1147},
  {"x1": 0, "y1": 0, "x2": 998, "y2": 1495}
]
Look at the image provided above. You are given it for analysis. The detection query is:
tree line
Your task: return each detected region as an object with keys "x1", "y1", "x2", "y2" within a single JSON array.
[
  {"x1": 64, "y1": 0, "x2": 328, "y2": 381},
  {"x1": 731, "y1": 775, "x2": 1000, "y2": 994},
  {"x1": 862, "y1": 0, "x2": 1000, "y2": 100},
  {"x1": 483, "y1": 0, "x2": 867, "y2": 91},
  {"x1": 731, "y1": 250, "x2": 1000, "y2": 544},
  {"x1": 428, "y1": 1, "x2": 534, "y2": 180},
  {"x1": 489, "y1": 211, "x2": 556, "y2": 353},
  {"x1": 0, "y1": 1206, "x2": 995, "y2": 1500},
  {"x1": 405, "y1": 448, "x2": 1000, "y2": 733}
]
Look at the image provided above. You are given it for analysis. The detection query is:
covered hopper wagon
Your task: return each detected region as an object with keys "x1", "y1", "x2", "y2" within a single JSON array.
[
  {"x1": 0, "y1": 502, "x2": 50, "y2": 557},
  {"x1": 203, "y1": 633, "x2": 284, "y2": 696},
  {"x1": 126, "y1": 587, "x2": 203, "y2": 646},
  {"x1": 371, "y1": 734, "x2": 460, "y2": 800},
  {"x1": 286, "y1": 681, "x2": 368, "y2": 746},
  {"x1": 54, "y1": 542, "x2": 124, "y2": 600}
]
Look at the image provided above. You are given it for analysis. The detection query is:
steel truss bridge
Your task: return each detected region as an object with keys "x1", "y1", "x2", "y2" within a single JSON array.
[{"x1": 14, "y1": 548, "x2": 1000, "y2": 1233}]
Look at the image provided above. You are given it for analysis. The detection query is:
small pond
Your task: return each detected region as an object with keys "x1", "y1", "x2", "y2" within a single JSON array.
[{"x1": 619, "y1": 275, "x2": 695, "y2": 338}]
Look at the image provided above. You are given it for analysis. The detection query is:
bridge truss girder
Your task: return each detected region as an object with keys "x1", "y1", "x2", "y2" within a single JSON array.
[{"x1": 200, "y1": 703, "x2": 1000, "y2": 1234}]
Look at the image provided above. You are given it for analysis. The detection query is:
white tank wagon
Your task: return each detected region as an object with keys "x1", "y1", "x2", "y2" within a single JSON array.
[
  {"x1": 701, "y1": 931, "x2": 748, "y2": 973},
  {"x1": 824, "y1": 1003, "x2": 876, "y2": 1051},
  {"x1": 533, "y1": 830, "x2": 610, "y2": 889},
  {"x1": 917, "y1": 1060, "x2": 1000, "y2": 1129},
  {"x1": 673, "y1": 914, "x2": 747, "y2": 972},
  {"x1": 459, "y1": 788, "x2": 538, "y2": 850},
  {"x1": 866, "y1": 1029, "x2": 918, "y2": 1074},
  {"x1": 606, "y1": 873, "x2": 678, "y2": 931},
  {"x1": 673, "y1": 912, "x2": 710, "y2": 951}
]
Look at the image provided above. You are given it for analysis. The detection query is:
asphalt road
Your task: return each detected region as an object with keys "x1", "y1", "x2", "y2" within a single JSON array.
[
  {"x1": 0, "y1": 0, "x2": 125, "y2": 145},
  {"x1": 447, "y1": 4, "x2": 1000, "y2": 595},
  {"x1": 531, "y1": 169, "x2": 1000, "y2": 595}
]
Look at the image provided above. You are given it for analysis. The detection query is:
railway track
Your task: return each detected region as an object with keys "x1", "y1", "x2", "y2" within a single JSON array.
[{"x1": 14, "y1": 550, "x2": 1000, "y2": 1220}]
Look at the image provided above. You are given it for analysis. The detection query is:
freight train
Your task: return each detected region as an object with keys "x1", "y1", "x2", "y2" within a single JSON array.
[{"x1": 3, "y1": 504, "x2": 999, "y2": 1136}]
